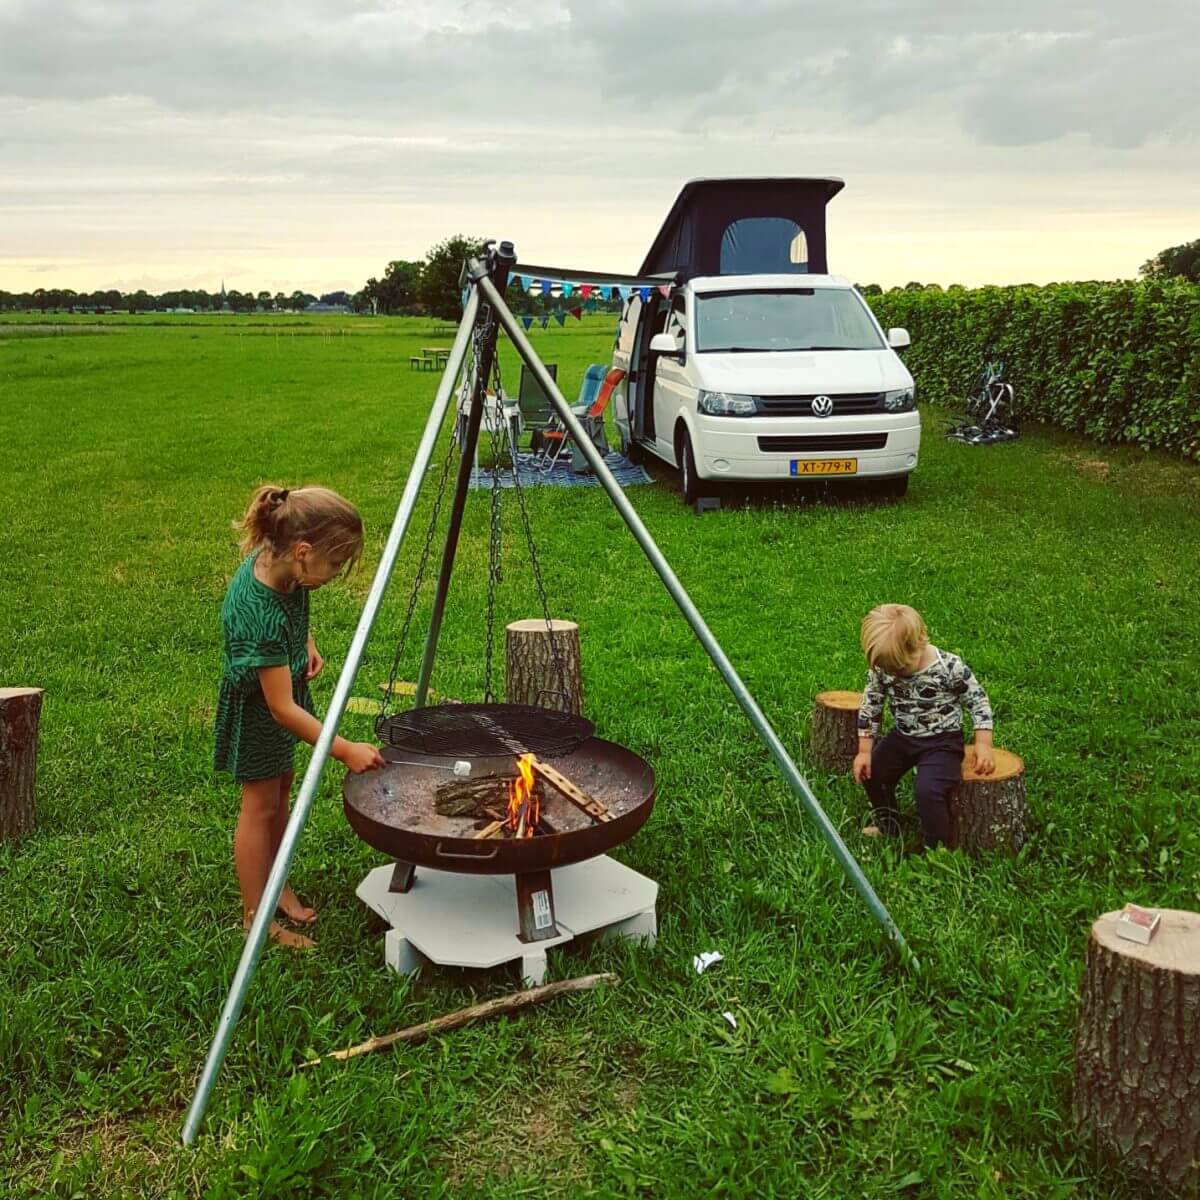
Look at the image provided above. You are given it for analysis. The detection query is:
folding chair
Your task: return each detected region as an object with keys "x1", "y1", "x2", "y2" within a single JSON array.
[
  {"x1": 536, "y1": 364, "x2": 608, "y2": 473},
  {"x1": 517, "y1": 361, "x2": 558, "y2": 448},
  {"x1": 539, "y1": 366, "x2": 627, "y2": 474}
]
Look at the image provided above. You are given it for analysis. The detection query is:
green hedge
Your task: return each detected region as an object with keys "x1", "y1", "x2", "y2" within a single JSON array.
[{"x1": 868, "y1": 280, "x2": 1200, "y2": 460}]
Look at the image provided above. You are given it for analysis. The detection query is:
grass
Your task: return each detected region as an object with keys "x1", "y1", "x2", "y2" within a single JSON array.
[{"x1": 1, "y1": 311, "x2": 1199, "y2": 1198}]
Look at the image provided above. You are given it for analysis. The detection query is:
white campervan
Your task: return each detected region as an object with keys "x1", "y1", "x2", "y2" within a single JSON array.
[{"x1": 612, "y1": 178, "x2": 919, "y2": 503}]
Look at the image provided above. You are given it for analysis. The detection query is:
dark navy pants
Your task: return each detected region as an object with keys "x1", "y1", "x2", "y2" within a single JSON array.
[{"x1": 864, "y1": 729, "x2": 965, "y2": 848}]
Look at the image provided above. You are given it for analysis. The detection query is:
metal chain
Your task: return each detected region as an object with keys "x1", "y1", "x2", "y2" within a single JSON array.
[
  {"x1": 490, "y1": 339, "x2": 570, "y2": 708},
  {"x1": 377, "y1": 356, "x2": 467, "y2": 726}
]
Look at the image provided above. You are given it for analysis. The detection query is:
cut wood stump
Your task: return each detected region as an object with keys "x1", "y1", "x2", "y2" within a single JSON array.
[
  {"x1": 0, "y1": 687, "x2": 44, "y2": 842},
  {"x1": 505, "y1": 619, "x2": 583, "y2": 715},
  {"x1": 947, "y1": 748, "x2": 1027, "y2": 855},
  {"x1": 809, "y1": 690, "x2": 862, "y2": 773},
  {"x1": 1074, "y1": 909, "x2": 1200, "y2": 1191}
]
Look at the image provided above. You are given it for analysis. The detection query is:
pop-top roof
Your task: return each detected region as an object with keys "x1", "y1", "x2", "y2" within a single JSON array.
[{"x1": 638, "y1": 177, "x2": 844, "y2": 280}]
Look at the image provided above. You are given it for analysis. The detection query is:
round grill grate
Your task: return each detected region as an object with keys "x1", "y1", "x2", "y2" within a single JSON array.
[{"x1": 375, "y1": 703, "x2": 594, "y2": 758}]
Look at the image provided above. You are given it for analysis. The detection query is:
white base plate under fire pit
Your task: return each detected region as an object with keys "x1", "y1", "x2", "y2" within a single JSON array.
[{"x1": 356, "y1": 855, "x2": 658, "y2": 986}]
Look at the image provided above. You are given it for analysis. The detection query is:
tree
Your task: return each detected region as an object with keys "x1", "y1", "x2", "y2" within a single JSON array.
[
  {"x1": 365, "y1": 260, "x2": 423, "y2": 315},
  {"x1": 257, "y1": 290, "x2": 273, "y2": 310},
  {"x1": 419, "y1": 235, "x2": 486, "y2": 321},
  {"x1": 857, "y1": 283, "x2": 883, "y2": 295},
  {"x1": 1140, "y1": 238, "x2": 1200, "y2": 283},
  {"x1": 319, "y1": 290, "x2": 351, "y2": 307}
]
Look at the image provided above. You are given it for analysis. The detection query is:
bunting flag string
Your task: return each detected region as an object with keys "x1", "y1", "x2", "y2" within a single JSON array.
[
  {"x1": 521, "y1": 315, "x2": 534, "y2": 331},
  {"x1": 569, "y1": 306, "x2": 583, "y2": 322},
  {"x1": 540, "y1": 280, "x2": 552, "y2": 296},
  {"x1": 553, "y1": 311, "x2": 566, "y2": 327},
  {"x1": 562, "y1": 282, "x2": 574, "y2": 298},
  {"x1": 658, "y1": 284, "x2": 671, "y2": 298},
  {"x1": 638, "y1": 287, "x2": 651, "y2": 302},
  {"x1": 579, "y1": 284, "x2": 592, "y2": 300}
]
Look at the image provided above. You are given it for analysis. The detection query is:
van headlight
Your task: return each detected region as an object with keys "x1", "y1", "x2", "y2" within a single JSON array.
[
  {"x1": 698, "y1": 390, "x2": 757, "y2": 416},
  {"x1": 883, "y1": 387, "x2": 915, "y2": 413}
]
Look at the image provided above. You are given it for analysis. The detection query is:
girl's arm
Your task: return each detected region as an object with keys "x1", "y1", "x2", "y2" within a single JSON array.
[{"x1": 258, "y1": 666, "x2": 383, "y2": 771}]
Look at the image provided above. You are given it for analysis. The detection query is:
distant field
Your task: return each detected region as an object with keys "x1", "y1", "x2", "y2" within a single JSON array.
[{"x1": 2, "y1": 313, "x2": 1198, "y2": 1198}]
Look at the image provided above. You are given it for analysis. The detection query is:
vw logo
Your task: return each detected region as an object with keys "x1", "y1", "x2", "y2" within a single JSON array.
[{"x1": 811, "y1": 395, "x2": 834, "y2": 418}]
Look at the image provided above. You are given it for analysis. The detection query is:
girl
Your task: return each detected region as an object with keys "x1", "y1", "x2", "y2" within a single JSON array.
[{"x1": 214, "y1": 484, "x2": 384, "y2": 950}]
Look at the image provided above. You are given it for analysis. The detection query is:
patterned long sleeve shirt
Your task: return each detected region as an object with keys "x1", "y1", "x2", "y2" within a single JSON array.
[{"x1": 856, "y1": 648, "x2": 993, "y2": 739}]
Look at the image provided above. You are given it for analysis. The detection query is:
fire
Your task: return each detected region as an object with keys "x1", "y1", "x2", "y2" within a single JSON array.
[{"x1": 505, "y1": 753, "x2": 538, "y2": 838}]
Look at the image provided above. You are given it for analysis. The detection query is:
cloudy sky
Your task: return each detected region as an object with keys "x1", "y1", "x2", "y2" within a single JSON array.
[{"x1": 2, "y1": 0, "x2": 1197, "y2": 293}]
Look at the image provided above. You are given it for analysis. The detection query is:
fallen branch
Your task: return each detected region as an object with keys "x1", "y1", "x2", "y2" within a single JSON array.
[{"x1": 300, "y1": 972, "x2": 619, "y2": 1068}]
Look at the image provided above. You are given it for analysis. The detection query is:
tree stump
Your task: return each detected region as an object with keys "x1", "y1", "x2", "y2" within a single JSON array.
[
  {"x1": 505, "y1": 619, "x2": 583, "y2": 715},
  {"x1": 0, "y1": 687, "x2": 44, "y2": 841},
  {"x1": 809, "y1": 690, "x2": 862, "y2": 773},
  {"x1": 1074, "y1": 909, "x2": 1200, "y2": 1191},
  {"x1": 946, "y1": 748, "x2": 1027, "y2": 855}
]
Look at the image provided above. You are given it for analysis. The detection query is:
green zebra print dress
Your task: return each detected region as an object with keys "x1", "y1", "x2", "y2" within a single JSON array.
[{"x1": 213, "y1": 552, "x2": 316, "y2": 782}]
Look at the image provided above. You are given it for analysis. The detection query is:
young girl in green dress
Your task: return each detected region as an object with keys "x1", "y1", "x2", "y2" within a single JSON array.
[{"x1": 215, "y1": 484, "x2": 384, "y2": 950}]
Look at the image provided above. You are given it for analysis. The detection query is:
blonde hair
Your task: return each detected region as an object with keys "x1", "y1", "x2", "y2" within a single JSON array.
[
  {"x1": 860, "y1": 603, "x2": 928, "y2": 674},
  {"x1": 234, "y1": 484, "x2": 364, "y2": 576}
]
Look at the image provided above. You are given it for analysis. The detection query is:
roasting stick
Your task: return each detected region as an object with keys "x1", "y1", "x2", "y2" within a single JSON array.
[
  {"x1": 299, "y1": 973, "x2": 619, "y2": 1068},
  {"x1": 529, "y1": 755, "x2": 614, "y2": 822}
]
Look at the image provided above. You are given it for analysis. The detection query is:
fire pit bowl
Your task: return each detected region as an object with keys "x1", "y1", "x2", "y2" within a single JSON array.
[{"x1": 343, "y1": 736, "x2": 655, "y2": 875}]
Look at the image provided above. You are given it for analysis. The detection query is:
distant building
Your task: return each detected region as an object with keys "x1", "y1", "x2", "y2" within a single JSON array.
[{"x1": 304, "y1": 302, "x2": 352, "y2": 314}]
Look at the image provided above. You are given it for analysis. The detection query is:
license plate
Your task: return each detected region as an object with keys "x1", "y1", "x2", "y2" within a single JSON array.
[{"x1": 791, "y1": 458, "x2": 858, "y2": 476}]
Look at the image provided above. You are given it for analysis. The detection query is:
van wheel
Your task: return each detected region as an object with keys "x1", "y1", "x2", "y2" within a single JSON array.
[
  {"x1": 678, "y1": 430, "x2": 701, "y2": 505},
  {"x1": 875, "y1": 474, "x2": 909, "y2": 501}
]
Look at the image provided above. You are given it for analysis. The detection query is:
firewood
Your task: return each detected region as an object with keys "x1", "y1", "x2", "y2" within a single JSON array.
[
  {"x1": 472, "y1": 819, "x2": 504, "y2": 840},
  {"x1": 435, "y1": 776, "x2": 510, "y2": 815},
  {"x1": 299, "y1": 972, "x2": 620, "y2": 1068},
  {"x1": 529, "y1": 756, "x2": 613, "y2": 822}
]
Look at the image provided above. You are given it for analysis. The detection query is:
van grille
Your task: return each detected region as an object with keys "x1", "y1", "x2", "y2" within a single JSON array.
[
  {"x1": 758, "y1": 433, "x2": 889, "y2": 453},
  {"x1": 756, "y1": 392, "x2": 884, "y2": 416}
]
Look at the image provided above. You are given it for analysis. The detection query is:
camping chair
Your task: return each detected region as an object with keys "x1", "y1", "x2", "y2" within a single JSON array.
[
  {"x1": 538, "y1": 366, "x2": 626, "y2": 474},
  {"x1": 517, "y1": 361, "x2": 558, "y2": 448}
]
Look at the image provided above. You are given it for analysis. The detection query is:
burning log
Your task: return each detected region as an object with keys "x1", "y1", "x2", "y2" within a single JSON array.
[
  {"x1": 435, "y1": 776, "x2": 520, "y2": 816},
  {"x1": 529, "y1": 755, "x2": 613, "y2": 823}
]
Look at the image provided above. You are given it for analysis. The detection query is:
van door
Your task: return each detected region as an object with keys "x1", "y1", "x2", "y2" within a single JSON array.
[{"x1": 652, "y1": 292, "x2": 691, "y2": 462}]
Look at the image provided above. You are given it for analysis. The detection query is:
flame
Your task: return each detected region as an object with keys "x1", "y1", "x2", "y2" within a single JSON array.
[{"x1": 505, "y1": 753, "x2": 538, "y2": 838}]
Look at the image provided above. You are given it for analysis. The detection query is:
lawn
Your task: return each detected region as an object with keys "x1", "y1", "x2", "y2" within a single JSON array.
[{"x1": 2, "y1": 312, "x2": 1198, "y2": 1198}]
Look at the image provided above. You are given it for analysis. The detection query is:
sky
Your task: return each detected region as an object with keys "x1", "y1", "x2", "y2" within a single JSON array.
[{"x1": 2, "y1": 0, "x2": 1198, "y2": 294}]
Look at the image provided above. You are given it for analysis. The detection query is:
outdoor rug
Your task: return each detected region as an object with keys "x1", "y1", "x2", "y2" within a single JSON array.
[{"x1": 469, "y1": 450, "x2": 654, "y2": 490}]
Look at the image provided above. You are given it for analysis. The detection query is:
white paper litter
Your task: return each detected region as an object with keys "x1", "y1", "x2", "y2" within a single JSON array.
[
  {"x1": 693, "y1": 950, "x2": 724, "y2": 974},
  {"x1": 453, "y1": 760, "x2": 471, "y2": 777},
  {"x1": 722, "y1": 1011, "x2": 738, "y2": 1030}
]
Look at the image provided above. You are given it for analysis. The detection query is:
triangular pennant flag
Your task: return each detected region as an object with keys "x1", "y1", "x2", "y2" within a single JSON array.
[
  {"x1": 585, "y1": 298, "x2": 598, "y2": 312},
  {"x1": 580, "y1": 284, "x2": 593, "y2": 299},
  {"x1": 540, "y1": 314, "x2": 550, "y2": 328},
  {"x1": 638, "y1": 287, "x2": 651, "y2": 303},
  {"x1": 569, "y1": 306, "x2": 583, "y2": 321},
  {"x1": 562, "y1": 282, "x2": 574, "y2": 298},
  {"x1": 515, "y1": 274, "x2": 529, "y2": 291},
  {"x1": 618, "y1": 286, "x2": 632, "y2": 301},
  {"x1": 598, "y1": 286, "x2": 610, "y2": 301},
  {"x1": 554, "y1": 311, "x2": 567, "y2": 326},
  {"x1": 540, "y1": 279, "x2": 552, "y2": 296},
  {"x1": 658, "y1": 284, "x2": 671, "y2": 298},
  {"x1": 522, "y1": 315, "x2": 534, "y2": 331}
]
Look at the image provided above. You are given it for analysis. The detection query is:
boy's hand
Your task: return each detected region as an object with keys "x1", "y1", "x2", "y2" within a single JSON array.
[
  {"x1": 970, "y1": 744, "x2": 995, "y2": 775},
  {"x1": 339, "y1": 741, "x2": 385, "y2": 773},
  {"x1": 853, "y1": 751, "x2": 872, "y2": 784},
  {"x1": 305, "y1": 639, "x2": 324, "y2": 681}
]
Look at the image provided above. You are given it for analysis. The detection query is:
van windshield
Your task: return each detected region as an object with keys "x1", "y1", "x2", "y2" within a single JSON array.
[{"x1": 694, "y1": 288, "x2": 884, "y2": 353}]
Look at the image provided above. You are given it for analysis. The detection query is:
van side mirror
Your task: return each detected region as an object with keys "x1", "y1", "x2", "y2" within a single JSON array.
[
  {"x1": 887, "y1": 327, "x2": 911, "y2": 349},
  {"x1": 650, "y1": 332, "x2": 682, "y2": 356}
]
